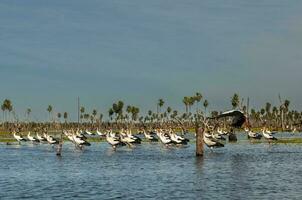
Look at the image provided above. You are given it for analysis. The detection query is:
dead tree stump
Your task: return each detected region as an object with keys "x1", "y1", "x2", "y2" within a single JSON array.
[{"x1": 196, "y1": 127, "x2": 204, "y2": 156}]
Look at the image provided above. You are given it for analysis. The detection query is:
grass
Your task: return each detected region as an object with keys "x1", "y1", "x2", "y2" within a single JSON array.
[{"x1": 273, "y1": 138, "x2": 302, "y2": 144}]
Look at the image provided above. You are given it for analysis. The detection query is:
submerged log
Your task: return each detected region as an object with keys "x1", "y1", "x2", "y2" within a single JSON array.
[{"x1": 196, "y1": 127, "x2": 204, "y2": 156}]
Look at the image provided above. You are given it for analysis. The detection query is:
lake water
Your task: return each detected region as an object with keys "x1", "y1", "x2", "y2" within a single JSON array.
[{"x1": 1, "y1": 133, "x2": 302, "y2": 199}]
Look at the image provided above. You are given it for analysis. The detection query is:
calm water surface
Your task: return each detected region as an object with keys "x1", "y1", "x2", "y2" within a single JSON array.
[{"x1": 1, "y1": 133, "x2": 302, "y2": 199}]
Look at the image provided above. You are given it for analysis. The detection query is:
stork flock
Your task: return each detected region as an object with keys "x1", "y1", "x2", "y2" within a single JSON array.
[
  {"x1": 13, "y1": 130, "x2": 60, "y2": 145},
  {"x1": 9, "y1": 110, "x2": 280, "y2": 153},
  {"x1": 11, "y1": 126, "x2": 278, "y2": 151},
  {"x1": 11, "y1": 127, "x2": 191, "y2": 150}
]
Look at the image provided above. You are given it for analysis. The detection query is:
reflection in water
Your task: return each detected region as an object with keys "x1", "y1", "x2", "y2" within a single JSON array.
[{"x1": 195, "y1": 156, "x2": 204, "y2": 171}]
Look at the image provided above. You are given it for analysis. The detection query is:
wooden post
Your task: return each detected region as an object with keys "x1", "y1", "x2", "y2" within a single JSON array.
[
  {"x1": 228, "y1": 129, "x2": 237, "y2": 142},
  {"x1": 56, "y1": 130, "x2": 63, "y2": 157},
  {"x1": 196, "y1": 126, "x2": 204, "y2": 156}
]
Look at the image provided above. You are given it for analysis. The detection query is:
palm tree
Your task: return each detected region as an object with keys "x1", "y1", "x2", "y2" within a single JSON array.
[
  {"x1": 112, "y1": 100, "x2": 124, "y2": 121},
  {"x1": 183, "y1": 96, "x2": 189, "y2": 113},
  {"x1": 2, "y1": 99, "x2": 13, "y2": 122},
  {"x1": 1, "y1": 104, "x2": 5, "y2": 122},
  {"x1": 131, "y1": 107, "x2": 140, "y2": 121},
  {"x1": 126, "y1": 105, "x2": 132, "y2": 114},
  {"x1": 284, "y1": 99, "x2": 290, "y2": 126},
  {"x1": 26, "y1": 108, "x2": 32, "y2": 121},
  {"x1": 108, "y1": 108, "x2": 114, "y2": 121},
  {"x1": 47, "y1": 105, "x2": 53, "y2": 122},
  {"x1": 126, "y1": 105, "x2": 132, "y2": 122},
  {"x1": 284, "y1": 99, "x2": 290, "y2": 111},
  {"x1": 171, "y1": 110, "x2": 178, "y2": 119},
  {"x1": 80, "y1": 106, "x2": 85, "y2": 123},
  {"x1": 90, "y1": 115, "x2": 94, "y2": 124},
  {"x1": 6, "y1": 100, "x2": 13, "y2": 122},
  {"x1": 260, "y1": 108, "x2": 265, "y2": 121},
  {"x1": 63, "y1": 112, "x2": 68, "y2": 123},
  {"x1": 84, "y1": 113, "x2": 90, "y2": 122},
  {"x1": 167, "y1": 107, "x2": 172, "y2": 114},
  {"x1": 157, "y1": 99, "x2": 165, "y2": 114},
  {"x1": 57, "y1": 113, "x2": 62, "y2": 122},
  {"x1": 126, "y1": 105, "x2": 140, "y2": 122},
  {"x1": 99, "y1": 113, "x2": 103, "y2": 123},
  {"x1": 195, "y1": 92, "x2": 203, "y2": 112},
  {"x1": 80, "y1": 114, "x2": 84, "y2": 122},
  {"x1": 92, "y1": 109, "x2": 97, "y2": 123},
  {"x1": 265, "y1": 102, "x2": 271, "y2": 122},
  {"x1": 188, "y1": 97, "x2": 195, "y2": 112},
  {"x1": 265, "y1": 102, "x2": 271, "y2": 114},
  {"x1": 203, "y1": 100, "x2": 209, "y2": 116},
  {"x1": 231, "y1": 93, "x2": 240, "y2": 109}
]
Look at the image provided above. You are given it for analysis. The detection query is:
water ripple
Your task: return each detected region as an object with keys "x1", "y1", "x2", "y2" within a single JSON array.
[{"x1": 1, "y1": 141, "x2": 302, "y2": 199}]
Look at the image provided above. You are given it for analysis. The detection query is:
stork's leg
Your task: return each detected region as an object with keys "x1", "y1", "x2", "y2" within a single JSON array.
[{"x1": 127, "y1": 143, "x2": 134, "y2": 148}]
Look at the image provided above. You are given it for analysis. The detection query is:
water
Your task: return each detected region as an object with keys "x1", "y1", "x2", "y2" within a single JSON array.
[{"x1": 1, "y1": 135, "x2": 302, "y2": 200}]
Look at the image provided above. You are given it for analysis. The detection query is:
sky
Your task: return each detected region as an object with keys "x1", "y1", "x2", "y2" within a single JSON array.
[{"x1": 0, "y1": 0, "x2": 302, "y2": 121}]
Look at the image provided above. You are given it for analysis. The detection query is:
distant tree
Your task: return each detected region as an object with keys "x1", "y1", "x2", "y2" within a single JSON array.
[
  {"x1": 203, "y1": 100, "x2": 209, "y2": 115},
  {"x1": 183, "y1": 97, "x2": 189, "y2": 113},
  {"x1": 84, "y1": 113, "x2": 90, "y2": 122},
  {"x1": 167, "y1": 107, "x2": 172, "y2": 114},
  {"x1": 211, "y1": 111, "x2": 218, "y2": 118},
  {"x1": 1, "y1": 104, "x2": 5, "y2": 122},
  {"x1": 284, "y1": 99, "x2": 290, "y2": 111},
  {"x1": 188, "y1": 97, "x2": 195, "y2": 112},
  {"x1": 47, "y1": 105, "x2": 53, "y2": 122},
  {"x1": 231, "y1": 94, "x2": 240, "y2": 109},
  {"x1": 2, "y1": 99, "x2": 13, "y2": 122},
  {"x1": 265, "y1": 102, "x2": 271, "y2": 115},
  {"x1": 26, "y1": 108, "x2": 32, "y2": 121},
  {"x1": 99, "y1": 113, "x2": 103, "y2": 122},
  {"x1": 63, "y1": 112, "x2": 68, "y2": 123},
  {"x1": 57, "y1": 113, "x2": 62, "y2": 121},
  {"x1": 158, "y1": 99, "x2": 165, "y2": 113},
  {"x1": 80, "y1": 106, "x2": 85, "y2": 123},
  {"x1": 92, "y1": 109, "x2": 97, "y2": 123},
  {"x1": 108, "y1": 108, "x2": 114, "y2": 121},
  {"x1": 126, "y1": 105, "x2": 132, "y2": 114},
  {"x1": 3, "y1": 99, "x2": 13, "y2": 120},
  {"x1": 195, "y1": 92, "x2": 203, "y2": 112}
]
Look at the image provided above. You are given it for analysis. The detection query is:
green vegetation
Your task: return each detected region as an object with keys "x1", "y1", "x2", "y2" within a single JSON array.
[{"x1": 0, "y1": 93, "x2": 301, "y2": 135}]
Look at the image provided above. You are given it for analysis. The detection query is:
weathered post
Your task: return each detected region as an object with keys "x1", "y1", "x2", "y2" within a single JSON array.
[
  {"x1": 196, "y1": 126, "x2": 204, "y2": 156},
  {"x1": 56, "y1": 130, "x2": 63, "y2": 157},
  {"x1": 228, "y1": 128, "x2": 237, "y2": 142}
]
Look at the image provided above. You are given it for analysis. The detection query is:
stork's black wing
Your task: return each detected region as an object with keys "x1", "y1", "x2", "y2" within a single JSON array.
[{"x1": 210, "y1": 110, "x2": 246, "y2": 128}]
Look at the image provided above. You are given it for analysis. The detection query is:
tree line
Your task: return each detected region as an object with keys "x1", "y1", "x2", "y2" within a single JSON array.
[{"x1": 1, "y1": 93, "x2": 301, "y2": 131}]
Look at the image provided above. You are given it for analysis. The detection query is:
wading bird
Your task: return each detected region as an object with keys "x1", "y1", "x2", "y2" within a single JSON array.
[
  {"x1": 13, "y1": 131, "x2": 26, "y2": 144},
  {"x1": 27, "y1": 132, "x2": 39, "y2": 143}
]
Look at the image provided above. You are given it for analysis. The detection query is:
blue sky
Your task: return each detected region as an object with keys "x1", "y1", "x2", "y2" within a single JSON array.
[{"x1": 0, "y1": 0, "x2": 302, "y2": 121}]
